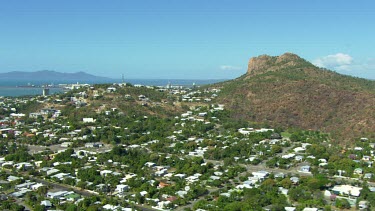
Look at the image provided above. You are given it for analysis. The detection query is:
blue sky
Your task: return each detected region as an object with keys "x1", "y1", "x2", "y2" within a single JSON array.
[{"x1": 1, "y1": 0, "x2": 375, "y2": 79}]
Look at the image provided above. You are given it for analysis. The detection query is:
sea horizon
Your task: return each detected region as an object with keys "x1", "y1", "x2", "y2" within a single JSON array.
[{"x1": 0, "y1": 78, "x2": 227, "y2": 86}]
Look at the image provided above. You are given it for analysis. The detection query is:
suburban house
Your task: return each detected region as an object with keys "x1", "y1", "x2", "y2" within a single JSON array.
[
  {"x1": 83, "y1": 118, "x2": 96, "y2": 123},
  {"x1": 47, "y1": 190, "x2": 70, "y2": 199},
  {"x1": 332, "y1": 185, "x2": 362, "y2": 197},
  {"x1": 115, "y1": 184, "x2": 129, "y2": 193},
  {"x1": 252, "y1": 170, "x2": 269, "y2": 181},
  {"x1": 299, "y1": 165, "x2": 311, "y2": 173},
  {"x1": 40, "y1": 200, "x2": 52, "y2": 208}
]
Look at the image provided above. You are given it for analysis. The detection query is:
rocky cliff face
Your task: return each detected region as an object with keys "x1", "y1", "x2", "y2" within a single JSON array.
[{"x1": 247, "y1": 53, "x2": 306, "y2": 76}]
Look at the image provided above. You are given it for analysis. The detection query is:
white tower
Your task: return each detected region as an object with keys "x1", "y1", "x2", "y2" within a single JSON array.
[{"x1": 43, "y1": 88, "x2": 50, "y2": 96}]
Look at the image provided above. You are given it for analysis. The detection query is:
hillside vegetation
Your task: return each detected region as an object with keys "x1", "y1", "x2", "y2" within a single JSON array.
[{"x1": 214, "y1": 53, "x2": 375, "y2": 142}]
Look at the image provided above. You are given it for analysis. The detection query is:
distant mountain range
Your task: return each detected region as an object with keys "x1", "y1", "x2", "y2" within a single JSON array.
[
  {"x1": 0, "y1": 70, "x2": 112, "y2": 81},
  {"x1": 214, "y1": 53, "x2": 375, "y2": 141}
]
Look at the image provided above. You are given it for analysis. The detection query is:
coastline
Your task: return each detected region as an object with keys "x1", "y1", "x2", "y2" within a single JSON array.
[{"x1": 0, "y1": 87, "x2": 64, "y2": 97}]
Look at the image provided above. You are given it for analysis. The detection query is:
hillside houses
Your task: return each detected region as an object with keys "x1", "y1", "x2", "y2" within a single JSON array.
[{"x1": 0, "y1": 83, "x2": 374, "y2": 211}]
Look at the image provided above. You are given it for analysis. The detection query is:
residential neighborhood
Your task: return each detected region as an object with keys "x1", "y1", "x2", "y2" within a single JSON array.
[{"x1": 0, "y1": 83, "x2": 374, "y2": 211}]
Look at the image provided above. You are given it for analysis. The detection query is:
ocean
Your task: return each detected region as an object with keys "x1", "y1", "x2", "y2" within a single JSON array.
[
  {"x1": 0, "y1": 87, "x2": 63, "y2": 97},
  {"x1": 0, "y1": 79, "x2": 225, "y2": 97}
]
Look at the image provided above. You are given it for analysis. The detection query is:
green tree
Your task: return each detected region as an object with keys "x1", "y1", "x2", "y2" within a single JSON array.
[
  {"x1": 271, "y1": 145, "x2": 283, "y2": 154},
  {"x1": 280, "y1": 178, "x2": 292, "y2": 189},
  {"x1": 223, "y1": 202, "x2": 245, "y2": 211},
  {"x1": 34, "y1": 205, "x2": 45, "y2": 211},
  {"x1": 65, "y1": 204, "x2": 78, "y2": 211},
  {"x1": 37, "y1": 186, "x2": 48, "y2": 196},
  {"x1": 289, "y1": 186, "x2": 312, "y2": 202},
  {"x1": 323, "y1": 205, "x2": 332, "y2": 211},
  {"x1": 335, "y1": 198, "x2": 350, "y2": 209},
  {"x1": 11, "y1": 204, "x2": 25, "y2": 211},
  {"x1": 135, "y1": 193, "x2": 145, "y2": 204}
]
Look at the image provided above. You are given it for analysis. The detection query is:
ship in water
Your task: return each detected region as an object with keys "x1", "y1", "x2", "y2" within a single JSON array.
[
  {"x1": 16, "y1": 83, "x2": 60, "y2": 88},
  {"x1": 16, "y1": 82, "x2": 37, "y2": 88}
]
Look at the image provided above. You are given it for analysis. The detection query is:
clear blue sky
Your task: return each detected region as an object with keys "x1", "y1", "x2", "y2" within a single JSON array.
[{"x1": 1, "y1": 0, "x2": 374, "y2": 79}]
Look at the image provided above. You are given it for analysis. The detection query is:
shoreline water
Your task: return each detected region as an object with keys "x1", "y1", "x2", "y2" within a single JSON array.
[
  {"x1": 0, "y1": 87, "x2": 63, "y2": 97},
  {"x1": 0, "y1": 78, "x2": 226, "y2": 97},
  {"x1": 0, "y1": 78, "x2": 226, "y2": 86}
]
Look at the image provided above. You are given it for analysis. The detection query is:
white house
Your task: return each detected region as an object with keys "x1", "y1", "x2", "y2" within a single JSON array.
[
  {"x1": 210, "y1": 176, "x2": 221, "y2": 180},
  {"x1": 274, "y1": 172, "x2": 285, "y2": 179},
  {"x1": 144, "y1": 162, "x2": 156, "y2": 167},
  {"x1": 176, "y1": 190, "x2": 188, "y2": 198},
  {"x1": 332, "y1": 185, "x2": 362, "y2": 197},
  {"x1": 46, "y1": 168, "x2": 60, "y2": 176},
  {"x1": 31, "y1": 183, "x2": 45, "y2": 191},
  {"x1": 302, "y1": 208, "x2": 318, "y2": 211},
  {"x1": 100, "y1": 170, "x2": 113, "y2": 176},
  {"x1": 364, "y1": 173, "x2": 373, "y2": 179},
  {"x1": 83, "y1": 118, "x2": 96, "y2": 123},
  {"x1": 359, "y1": 201, "x2": 369, "y2": 210},
  {"x1": 236, "y1": 184, "x2": 253, "y2": 189},
  {"x1": 107, "y1": 87, "x2": 117, "y2": 92},
  {"x1": 115, "y1": 184, "x2": 129, "y2": 193},
  {"x1": 15, "y1": 182, "x2": 35, "y2": 190},
  {"x1": 7, "y1": 175, "x2": 21, "y2": 182},
  {"x1": 293, "y1": 147, "x2": 305, "y2": 153},
  {"x1": 354, "y1": 168, "x2": 363, "y2": 175},
  {"x1": 295, "y1": 155, "x2": 304, "y2": 162},
  {"x1": 61, "y1": 142, "x2": 73, "y2": 148},
  {"x1": 14, "y1": 162, "x2": 33, "y2": 170},
  {"x1": 40, "y1": 200, "x2": 52, "y2": 207},
  {"x1": 174, "y1": 173, "x2": 186, "y2": 179},
  {"x1": 47, "y1": 191, "x2": 69, "y2": 199},
  {"x1": 299, "y1": 165, "x2": 311, "y2": 173},
  {"x1": 252, "y1": 171, "x2": 269, "y2": 180},
  {"x1": 282, "y1": 153, "x2": 295, "y2": 159},
  {"x1": 354, "y1": 147, "x2": 363, "y2": 151},
  {"x1": 51, "y1": 173, "x2": 71, "y2": 180},
  {"x1": 85, "y1": 142, "x2": 103, "y2": 148},
  {"x1": 290, "y1": 177, "x2": 299, "y2": 184},
  {"x1": 157, "y1": 201, "x2": 171, "y2": 209}
]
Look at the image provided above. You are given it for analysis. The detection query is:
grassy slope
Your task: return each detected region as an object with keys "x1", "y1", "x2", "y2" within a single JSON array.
[{"x1": 215, "y1": 60, "x2": 375, "y2": 142}]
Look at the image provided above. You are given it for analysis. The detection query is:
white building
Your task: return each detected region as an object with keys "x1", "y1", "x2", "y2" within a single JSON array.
[
  {"x1": 332, "y1": 185, "x2": 362, "y2": 197},
  {"x1": 115, "y1": 184, "x2": 129, "y2": 193}
]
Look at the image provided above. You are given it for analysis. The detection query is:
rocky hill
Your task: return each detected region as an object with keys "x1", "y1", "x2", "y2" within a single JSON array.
[
  {"x1": 247, "y1": 53, "x2": 305, "y2": 76},
  {"x1": 214, "y1": 53, "x2": 375, "y2": 142}
]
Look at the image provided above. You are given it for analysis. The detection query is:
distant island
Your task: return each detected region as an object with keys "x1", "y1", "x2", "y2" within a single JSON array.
[{"x1": 0, "y1": 70, "x2": 112, "y2": 81}]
